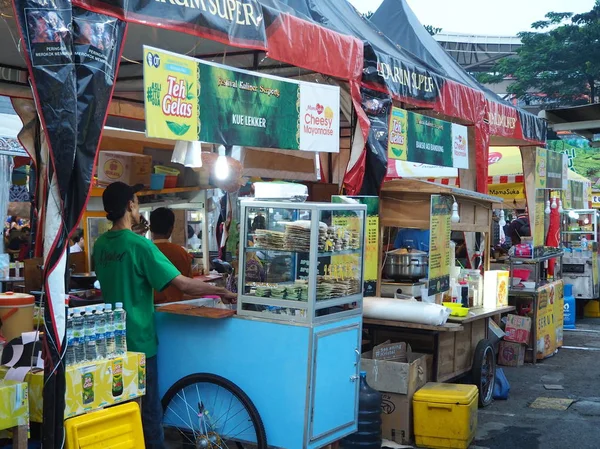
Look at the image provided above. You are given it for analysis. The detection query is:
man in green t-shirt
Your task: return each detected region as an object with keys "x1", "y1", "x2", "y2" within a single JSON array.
[{"x1": 93, "y1": 182, "x2": 236, "y2": 449}]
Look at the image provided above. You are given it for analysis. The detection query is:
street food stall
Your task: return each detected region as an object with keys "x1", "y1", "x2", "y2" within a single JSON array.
[
  {"x1": 156, "y1": 199, "x2": 367, "y2": 449},
  {"x1": 499, "y1": 147, "x2": 569, "y2": 361},
  {"x1": 362, "y1": 178, "x2": 513, "y2": 407},
  {"x1": 0, "y1": 0, "x2": 368, "y2": 442}
]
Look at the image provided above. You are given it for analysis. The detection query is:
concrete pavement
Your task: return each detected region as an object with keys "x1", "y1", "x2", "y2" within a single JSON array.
[{"x1": 474, "y1": 319, "x2": 600, "y2": 449}]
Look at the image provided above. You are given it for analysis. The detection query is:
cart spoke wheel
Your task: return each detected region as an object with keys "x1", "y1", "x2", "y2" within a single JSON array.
[
  {"x1": 472, "y1": 339, "x2": 496, "y2": 408},
  {"x1": 162, "y1": 373, "x2": 267, "y2": 449}
]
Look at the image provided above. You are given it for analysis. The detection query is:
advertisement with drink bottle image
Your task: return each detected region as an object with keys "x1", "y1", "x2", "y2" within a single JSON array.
[
  {"x1": 64, "y1": 352, "x2": 146, "y2": 418},
  {"x1": 143, "y1": 46, "x2": 340, "y2": 152}
]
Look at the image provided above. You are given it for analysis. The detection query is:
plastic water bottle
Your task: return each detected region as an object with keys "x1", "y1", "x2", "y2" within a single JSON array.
[
  {"x1": 72, "y1": 308, "x2": 86, "y2": 364},
  {"x1": 95, "y1": 304, "x2": 107, "y2": 359},
  {"x1": 83, "y1": 306, "x2": 98, "y2": 361},
  {"x1": 340, "y1": 372, "x2": 382, "y2": 449},
  {"x1": 65, "y1": 309, "x2": 75, "y2": 366},
  {"x1": 104, "y1": 303, "x2": 116, "y2": 358},
  {"x1": 114, "y1": 302, "x2": 127, "y2": 355}
]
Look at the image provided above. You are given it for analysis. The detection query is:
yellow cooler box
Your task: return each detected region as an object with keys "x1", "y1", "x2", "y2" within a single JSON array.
[{"x1": 413, "y1": 383, "x2": 478, "y2": 449}]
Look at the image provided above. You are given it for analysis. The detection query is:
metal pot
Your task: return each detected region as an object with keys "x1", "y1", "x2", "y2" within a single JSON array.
[{"x1": 383, "y1": 251, "x2": 429, "y2": 281}]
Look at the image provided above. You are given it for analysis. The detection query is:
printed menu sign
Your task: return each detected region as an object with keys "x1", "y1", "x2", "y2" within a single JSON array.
[
  {"x1": 535, "y1": 147, "x2": 567, "y2": 190},
  {"x1": 387, "y1": 106, "x2": 469, "y2": 169},
  {"x1": 428, "y1": 195, "x2": 452, "y2": 296},
  {"x1": 546, "y1": 150, "x2": 565, "y2": 189},
  {"x1": 332, "y1": 196, "x2": 378, "y2": 296},
  {"x1": 570, "y1": 180, "x2": 584, "y2": 209}
]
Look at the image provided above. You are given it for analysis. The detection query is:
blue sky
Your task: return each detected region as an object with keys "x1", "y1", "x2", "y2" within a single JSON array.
[{"x1": 348, "y1": 0, "x2": 595, "y2": 35}]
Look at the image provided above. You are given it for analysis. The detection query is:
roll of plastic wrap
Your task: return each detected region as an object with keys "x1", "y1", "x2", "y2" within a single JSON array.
[{"x1": 364, "y1": 297, "x2": 451, "y2": 326}]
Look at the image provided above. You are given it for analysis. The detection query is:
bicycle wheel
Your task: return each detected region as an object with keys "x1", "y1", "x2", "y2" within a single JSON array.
[{"x1": 162, "y1": 373, "x2": 267, "y2": 449}]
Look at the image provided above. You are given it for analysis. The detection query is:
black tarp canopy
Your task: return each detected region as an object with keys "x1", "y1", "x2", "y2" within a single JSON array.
[
  {"x1": 276, "y1": 0, "x2": 546, "y2": 193},
  {"x1": 370, "y1": 0, "x2": 546, "y2": 145}
]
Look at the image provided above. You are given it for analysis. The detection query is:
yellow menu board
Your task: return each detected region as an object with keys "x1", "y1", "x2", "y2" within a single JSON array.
[
  {"x1": 428, "y1": 195, "x2": 451, "y2": 296},
  {"x1": 553, "y1": 281, "x2": 564, "y2": 348},
  {"x1": 332, "y1": 196, "x2": 378, "y2": 296},
  {"x1": 537, "y1": 282, "x2": 558, "y2": 360}
]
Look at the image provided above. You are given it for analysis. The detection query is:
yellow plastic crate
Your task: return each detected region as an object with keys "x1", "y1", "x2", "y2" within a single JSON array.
[
  {"x1": 413, "y1": 382, "x2": 478, "y2": 449},
  {"x1": 65, "y1": 401, "x2": 144, "y2": 449}
]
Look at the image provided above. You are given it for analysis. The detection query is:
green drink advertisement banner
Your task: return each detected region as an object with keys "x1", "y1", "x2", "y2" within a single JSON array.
[
  {"x1": 546, "y1": 150, "x2": 565, "y2": 190},
  {"x1": 144, "y1": 46, "x2": 340, "y2": 153},
  {"x1": 387, "y1": 106, "x2": 469, "y2": 169}
]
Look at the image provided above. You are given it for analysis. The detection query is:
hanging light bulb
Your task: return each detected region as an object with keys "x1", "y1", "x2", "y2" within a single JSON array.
[
  {"x1": 551, "y1": 197, "x2": 557, "y2": 209},
  {"x1": 498, "y1": 210, "x2": 506, "y2": 228},
  {"x1": 558, "y1": 199, "x2": 564, "y2": 213},
  {"x1": 544, "y1": 200, "x2": 551, "y2": 215},
  {"x1": 214, "y1": 145, "x2": 229, "y2": 180},
  {"x1": 451, "y1": 199, "x2": 460, "y2": 223}
]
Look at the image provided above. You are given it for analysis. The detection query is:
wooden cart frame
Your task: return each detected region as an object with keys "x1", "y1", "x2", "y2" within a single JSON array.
[
  {"x1": 376, "y1": 178, "x2": 503, "y2": 297},
  {"x1": 363, "y1": 306, "x2": 514, "y2": 406},
  {"x1": 370, "y1": 179, "x2": 507, "y2": 406}
]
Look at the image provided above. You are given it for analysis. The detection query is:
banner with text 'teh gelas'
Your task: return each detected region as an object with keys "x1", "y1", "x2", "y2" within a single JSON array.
[{"x1": 143, "y1": 46, "x2": 340, "y2": 153}]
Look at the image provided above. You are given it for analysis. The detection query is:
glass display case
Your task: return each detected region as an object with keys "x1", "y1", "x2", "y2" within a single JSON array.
[
  {"x1": 561, "y1": 209, "x2": 598, "y2": 250},
  {"x1": 237, "y1": 200, "x2": 367, "y2": 323}
]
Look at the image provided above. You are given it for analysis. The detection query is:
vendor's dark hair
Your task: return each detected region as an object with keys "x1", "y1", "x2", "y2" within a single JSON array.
[
  {"x1": 150, "y1": 208, "x2": 175, "y2": 235},
  {"x1": 107, "y1": 209, "x2": 124, "y2": 222},
  {"x1": 72, "y1": 229, "x2": 83, "y2": 243}
]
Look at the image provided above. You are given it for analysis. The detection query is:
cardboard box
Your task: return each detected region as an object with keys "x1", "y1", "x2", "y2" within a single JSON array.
[
  {"x1": 64, "y1": 352, "x2": 146, "y2": 418},
  {"x1": 0, "y1": 368, "x2": 43, "y2": 423},
  {"x1": 361, "y1": 351, "x2": 429, "y2": 395},
  {"x1": 498, "y1": 341, "x2": 525, "y2": 367},
  {"x1": 0, "y1": 352, "x2": 145, "y2": 422},
  {"x1": 381, "y1": 392, "x2": 412, "y2": 445},
  {"x1": 361, "y1": 351, "x2": 431, "y2": 444},
  {"x1": 372, "y1": 341, "x2": 408, "y2": 362},
  {"x1": 0, "y1": 380, "x2": 28, "y2": 430},
  {"x1": 97, "y1": 151, "x2": 152, "y2": 187},
  {"x1": 504, "y1": 314, "x2": 532, "y2": 344}
]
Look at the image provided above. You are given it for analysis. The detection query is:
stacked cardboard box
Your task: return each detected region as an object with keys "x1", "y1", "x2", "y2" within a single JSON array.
[
  {"x1": 361, "y1": 342, "x2": 431, "y2": 445},
  {"x1": 498, "y1": 314, "x2": 531, "y2": 367},
  {"x1": 0, "y1": 352, "x2": 145, "y2": 422}
]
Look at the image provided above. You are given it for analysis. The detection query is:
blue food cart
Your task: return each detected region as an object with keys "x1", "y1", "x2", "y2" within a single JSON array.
[{"x1": 156, "y1": 200, "x2": 367, "y2": 449}]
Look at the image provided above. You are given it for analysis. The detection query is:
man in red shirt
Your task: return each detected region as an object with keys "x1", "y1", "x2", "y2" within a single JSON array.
[{"x1": 150, "y1": 207, "x2": 193, "y2": 304}]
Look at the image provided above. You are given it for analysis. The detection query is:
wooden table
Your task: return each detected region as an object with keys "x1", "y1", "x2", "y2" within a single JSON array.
[
  {"x1": 363, "y1": 305, "x2": 515, "y2": 384},
  {"x1": 447, "y1": 306, "x2": 515, "y2": 324}
]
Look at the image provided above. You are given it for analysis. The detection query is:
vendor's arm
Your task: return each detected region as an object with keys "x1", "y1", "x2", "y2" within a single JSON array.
[
  {"x1": 171, "y1": 276, "x2": 237, "y2": 303},
  {"x1": 142, "y1": 239, "x2": 237, "y2": 303}
]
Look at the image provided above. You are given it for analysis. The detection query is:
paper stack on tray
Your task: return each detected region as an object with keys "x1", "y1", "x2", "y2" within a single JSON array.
[{"x1": 363, "y1": 297, "x2": 451, "y2": 326}]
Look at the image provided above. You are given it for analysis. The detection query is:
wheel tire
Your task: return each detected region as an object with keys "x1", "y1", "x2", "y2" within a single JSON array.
[
  {"x1": 472, "y1": 339, "x2": 496, "y2": 408},
  {"x1": 161, "y1": 372, "x2": 268, "y2": 449}
]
